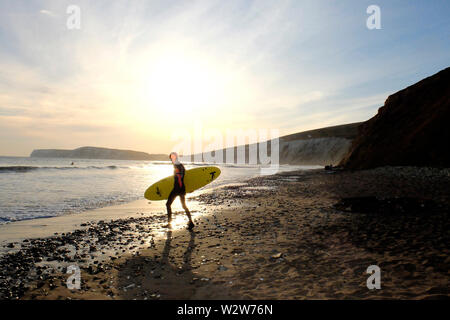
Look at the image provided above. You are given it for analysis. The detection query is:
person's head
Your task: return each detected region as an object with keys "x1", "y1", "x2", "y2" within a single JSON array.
[{"x1": 169, "y1": 152, "x2": 180, "y2": 164}]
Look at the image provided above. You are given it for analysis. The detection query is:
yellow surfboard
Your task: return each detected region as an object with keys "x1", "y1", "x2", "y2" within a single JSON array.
[{"x1": 144, "y1": 166, "x2": 221, "y2": 201}]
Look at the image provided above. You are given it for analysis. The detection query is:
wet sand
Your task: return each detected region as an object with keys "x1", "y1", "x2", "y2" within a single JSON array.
[
  {"x1": 1, "y1": 167, "x2": 449, "y2": 300},
  {"x1": 0, "y1": 199, "x2": 165, "y2": 249}
]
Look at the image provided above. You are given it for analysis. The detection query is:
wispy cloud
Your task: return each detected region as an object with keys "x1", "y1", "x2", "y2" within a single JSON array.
[
  {"x1": 39, "y1": 9, "x2": 57, "y2": 17},
  {"x1": 0, "y1": 0, "x2": 449, "y2": 156}
]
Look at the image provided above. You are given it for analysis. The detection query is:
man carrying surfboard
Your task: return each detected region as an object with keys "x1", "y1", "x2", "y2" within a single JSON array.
[{"x1": 166, "y1": 152, "x2": 195, "y2": 230}]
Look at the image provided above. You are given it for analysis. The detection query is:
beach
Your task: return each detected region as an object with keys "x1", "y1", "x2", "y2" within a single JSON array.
[{"x1": 1, "y1": 167, "x2": 449, "y2": 300}]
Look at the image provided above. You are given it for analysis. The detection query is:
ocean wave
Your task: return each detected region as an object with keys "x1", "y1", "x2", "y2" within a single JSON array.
[
  {"x1": 0, "y1": 165, "x2": 129, "y2": 173},
  {"x1": 152, "y1": 161, "x2": 260, "y2": 169},
  {"x1": 149, "y1": 161, "x2": 172, "y2": 165},
  {"x1": 0, "y1": 166, "x2": 40, "y2": 173},
  {"x1": 188, "y1": 163, "x2": 260, "y2": 169}
]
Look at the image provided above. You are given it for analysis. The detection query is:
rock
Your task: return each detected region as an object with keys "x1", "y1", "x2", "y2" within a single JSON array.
[
  {"x1": 124, "y1": 283, "x2": 136, "y2": 290},
  {"x1": 271, "y1": 252, "x2": 283, "y2": 259}
]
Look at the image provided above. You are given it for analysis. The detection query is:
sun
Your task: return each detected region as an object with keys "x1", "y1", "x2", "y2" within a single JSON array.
[{"x1": 142, "y1": 52, "x2": 226, "y2": 119}]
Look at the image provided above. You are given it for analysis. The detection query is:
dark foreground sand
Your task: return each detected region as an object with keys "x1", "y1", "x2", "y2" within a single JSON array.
[{"x1": 1, "y1": 167, "x2": 449, "y2": 300}]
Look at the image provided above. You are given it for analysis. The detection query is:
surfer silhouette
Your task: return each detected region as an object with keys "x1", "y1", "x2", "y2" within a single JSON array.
[{"x1": 166, "y1": 152, "x2": 194, "y2": 230}]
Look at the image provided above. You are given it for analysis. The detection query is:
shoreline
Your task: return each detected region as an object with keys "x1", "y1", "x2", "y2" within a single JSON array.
[
  {"x1": 0, "y1": 183, "x2": 229, "y2": 252},
  {"x1": 1, "y1": 166, "x2": 449, "y2": 300},
  {"x1": 0, "y1": 199, "x2": 165, "y2": 253}
]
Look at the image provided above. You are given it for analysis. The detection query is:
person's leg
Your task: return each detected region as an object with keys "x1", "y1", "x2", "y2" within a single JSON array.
[
  {"x1": 180, "y1": 194, "x2": 194, "y2": 229},
  {"x1": 166, "y1": 190, "x2": 176, "y2": 225}
]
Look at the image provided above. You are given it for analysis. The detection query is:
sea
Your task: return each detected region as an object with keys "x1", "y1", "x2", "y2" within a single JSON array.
[{"x1": 0, "y1": 156, "x2": 320, "y2": 224}]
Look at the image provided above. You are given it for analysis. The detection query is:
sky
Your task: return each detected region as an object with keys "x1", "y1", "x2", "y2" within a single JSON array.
[{"x1": 0, "y1": 0, "x2": 449, "y2": 156}]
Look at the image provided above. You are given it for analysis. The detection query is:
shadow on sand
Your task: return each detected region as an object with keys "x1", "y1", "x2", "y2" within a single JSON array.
[{"x1": 117, "y1": 229, "x2": 237, "y2": 299}]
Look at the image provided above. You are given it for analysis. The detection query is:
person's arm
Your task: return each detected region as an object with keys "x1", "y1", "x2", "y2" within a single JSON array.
[{"x1": 175, "y1": 166, "x2": 184, "y2": 188}]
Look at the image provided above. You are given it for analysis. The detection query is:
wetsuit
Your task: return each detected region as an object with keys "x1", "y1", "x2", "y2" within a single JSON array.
[
  {"x1": 171, "y1": 163, "x2": 186, "y2": 195},
  {"x1": 166, "y1": 163, "x2": 191, "y2": 223}
]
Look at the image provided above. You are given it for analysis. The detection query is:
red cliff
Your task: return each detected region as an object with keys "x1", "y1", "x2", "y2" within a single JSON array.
[{"x1": 340, "y1": 67, "x2": 450, "y2": 169}]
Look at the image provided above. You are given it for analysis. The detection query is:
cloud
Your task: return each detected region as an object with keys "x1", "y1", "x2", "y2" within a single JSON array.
[
  {"x1": 0, "y1": 0, "x2": 449, "y2": 155},
  {"x1": 39, "y1": 9, "x2": 57, "y2": 17}
]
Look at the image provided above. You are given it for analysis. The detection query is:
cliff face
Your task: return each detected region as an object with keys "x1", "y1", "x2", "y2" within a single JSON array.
[
  {"x1": 30, "y1": 147, "x2": 167, "y2": 161},
  {"x1": 279, "y1": 123, "x2": 360, "y2": 165},
  {"x1": 340, "y1": 67, "x2": 450, "y2": 169},
  {"x1": 188, "y1": 123, "x2": 361, "y2": 165},
  {"x1": 279, "y1": 137, "x2": 352, "y2": 165}
]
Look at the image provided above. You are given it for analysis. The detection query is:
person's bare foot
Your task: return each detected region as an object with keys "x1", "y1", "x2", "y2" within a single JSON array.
[{"x1": 187, "y1": 221, "x2": 195, "y2": 230}]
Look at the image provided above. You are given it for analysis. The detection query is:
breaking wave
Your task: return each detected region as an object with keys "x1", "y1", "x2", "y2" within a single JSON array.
[{"x1": 0, "y1": 165, "x2": 128, "y2": 173}]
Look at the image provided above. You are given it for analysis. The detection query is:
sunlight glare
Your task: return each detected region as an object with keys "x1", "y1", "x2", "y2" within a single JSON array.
[{"x1": 142, "y1": 52, "x2": 227, "y2": 118}]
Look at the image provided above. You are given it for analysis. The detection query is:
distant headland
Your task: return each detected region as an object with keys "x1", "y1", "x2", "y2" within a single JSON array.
[
  {"x1": 30, "y1": 122, "x2": 362, "y2": 165},
  {"x1": 30, "y1": 147, "x2": 168, "y2": 161}
]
